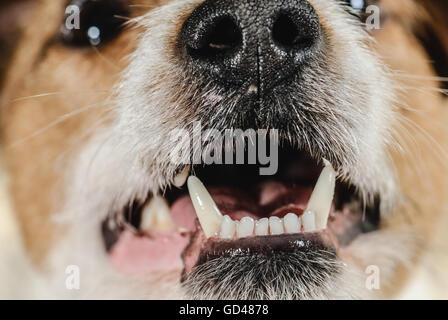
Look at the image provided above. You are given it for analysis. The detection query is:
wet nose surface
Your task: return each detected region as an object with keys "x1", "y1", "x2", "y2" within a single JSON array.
[{"x1": 181, "y1": 0, "x2": 322, "y2": 95}]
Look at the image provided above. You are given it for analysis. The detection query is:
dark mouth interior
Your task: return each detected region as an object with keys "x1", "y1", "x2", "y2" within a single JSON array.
[{"x1": 102, "y1": 144, "x2": 381, "y2": 253}]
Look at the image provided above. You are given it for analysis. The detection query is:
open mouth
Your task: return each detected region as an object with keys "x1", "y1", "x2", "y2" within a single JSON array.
[{"x1": 102, "y1": 144, "x2": 380, "y2": 278}]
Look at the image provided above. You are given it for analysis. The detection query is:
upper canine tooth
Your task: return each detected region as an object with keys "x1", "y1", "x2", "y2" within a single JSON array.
[
  {"x1": 284, "y1": 213, "x2": 301, "y2": 234},
  {"x1": 220, "y1": 215, "x2": 236, "y2": 239},
  {"x1": 140, "y1": 195, "x2": 175, "y2": 232},
  {"x1": 305, "y1": 159, "x2": 336, "y2": 230},
  {"x1": 237, "y1": 217, "x2": 255, "y2": 238},
  {"x1": 187, "y1": 176, "x2": 223, "y2": 238},
  {"x1": 174, "y1": 165, "x2": 190, "y2": 188},
  {"x1": 269, "y1": 216, "x2": 284, "y2": 235}
]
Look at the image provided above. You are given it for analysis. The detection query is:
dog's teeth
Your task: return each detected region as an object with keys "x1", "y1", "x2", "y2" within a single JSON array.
[
  {"x1": 301, "y1": 210, "x2": 317, "y2": 232},
  {"x1": 284, "y1": 213, "x2": 301, "y2": 234},
  {"x1": 255, "y1": 218, "x2": 269, "y2": 236},
  {"x1": 174, "y1": 165, "x2": 190, "y2": 188},
  {"x1": 269, "y1": 216, "x2": 284, "y2": 235},
  {"x1": 305, "y1": 159, "x2": 336, "y2": 230},
  {"x1": 237, "y1": 217, "x2": 255, "y2": 238},
  {"x1": 187, "y1": 176, "x2": 223, "y2": 238},
  {"x1": 220, "y1": 215, "x2": 236, "y2": 239},
  {"x1": 140, "y1": 195, "x2": 174, "y2": 232}
]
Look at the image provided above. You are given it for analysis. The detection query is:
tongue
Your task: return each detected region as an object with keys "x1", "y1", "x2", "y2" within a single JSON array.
[{"x1": 171, "y1": 181, "x2": 313, "y2": 224}]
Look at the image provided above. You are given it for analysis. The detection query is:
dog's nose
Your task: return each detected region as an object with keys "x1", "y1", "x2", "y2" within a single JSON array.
[{"x1": 181, "y1": 0, "x2": 322, "y2": 93}]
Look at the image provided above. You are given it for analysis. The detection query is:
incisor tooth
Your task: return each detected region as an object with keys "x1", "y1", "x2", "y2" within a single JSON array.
[
  {"x1": 255, "y1": 218, "x2": 269, "y2": 236},
  {"x1": 305, "y1": 159, "x2": 336, "y2": 230},
  {"x1": 140, "y1": 195, "x2": 175, "y2": 232},
  {"x1": 237, "y1": 217, "x2": 255, "y2": 238},
  {"x1": 220, "y1": 215, "x2": 236, "y2": 239},
  {"x1": 284, "y1": 213, "x2": 301, "y2": 234},
  {"x1": 301, "y1": 210, "x2": 316, "y2": 232},
  {"x1": 174, "y1": 165, "x2": 190, "y2": 188},
  {"x1": 269, "y1": 216, "x2": 283, "y2": 235},
  {"x1": 187, "y1": 176, "x2": 223, "y2": 238}
]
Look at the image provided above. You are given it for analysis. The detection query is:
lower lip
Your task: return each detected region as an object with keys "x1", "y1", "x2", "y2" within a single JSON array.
[
  {"x1": 108, "y1": 224, "x2": 337, "y2": 277},
  {"x1": 182, "y1": 229, "x2": 336, "y2": 278}
]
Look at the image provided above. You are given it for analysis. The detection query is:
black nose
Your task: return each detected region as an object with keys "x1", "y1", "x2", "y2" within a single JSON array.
[{"x1": 181, "y1": 0, "x2": 322, "y2": 94}]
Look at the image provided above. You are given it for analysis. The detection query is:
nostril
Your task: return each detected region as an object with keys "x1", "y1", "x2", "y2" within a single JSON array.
[
  {"x1": 272, "y1": 13, "x2": 316, "y2": 50},
  {"x1": 207, "y1": 18, "x2": 241, "y2": 51},
  {"x1": 187, "y1": 16, "x2": 242, "y2": 59}
]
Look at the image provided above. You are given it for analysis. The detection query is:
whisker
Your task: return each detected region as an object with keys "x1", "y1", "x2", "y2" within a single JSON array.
[
  {"x1": 392, "y1": 71, "x2": 448, "y2": 82},
  {"x1": 391, "y1": 84, "x2": 448, "y2": 95},
  {"x1": 114, "y1": 15, "x2": 132, "y2": 22},
  {"x1": 394, "y1": 100, "x2": 448, "y2": 127},
  {"x1": 7, "y1": 90, "x2": 110, "y2": 104},
  {"x1": 7, "y1": 101, "x2": 112, "y2": 148},
  {"x1": 92, "y1": 46, "x2": 122, "y2": 71},
  {"x1": 54, "y1": 109, "x2": 116, "y2": 166},
  {"x1": 397, "y1": 113, "x2": 448, "y2": 166}
]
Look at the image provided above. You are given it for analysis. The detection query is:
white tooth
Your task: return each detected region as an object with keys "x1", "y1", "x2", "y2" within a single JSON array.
[
  {"x1": 302, "y1": 210, "x2": 316, "y2": 232},
  {"x1": 305, "y1": 159, "x2": 336, "y2": 230},
  {"x1": 284, "y1": 213, "x2": 301, "y2": 234},
  {"x1": 255, "y1": 218, "x2": 269, "y2": 236},
  {"x1": 269, "y1": 216, "x2": 284, "y2": 235},
  {"x1": 140, "y1": 195, "x2": 175, "y2": 232},
  {"x1": 174, "y1": 165, "x2": 190, "y2": 188},
  {"x1": 220, "y1": 215, "x2": 236, "y2": 239},
  {"x1": 187, "y1": 176, "x2": 223, "y2": 238},
  {"x1": 237, "y1": 217, "x2": 255, "y2": 238}
]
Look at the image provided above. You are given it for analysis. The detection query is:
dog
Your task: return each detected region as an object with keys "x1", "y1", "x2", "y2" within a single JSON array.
[{"x1": 0, "y1": 0, "x2": 447, "y2": 299}]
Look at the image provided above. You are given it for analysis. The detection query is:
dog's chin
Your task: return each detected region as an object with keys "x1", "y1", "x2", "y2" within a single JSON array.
[{"x1": 96, "y1": 140, "x2": 384, "y2": 299}]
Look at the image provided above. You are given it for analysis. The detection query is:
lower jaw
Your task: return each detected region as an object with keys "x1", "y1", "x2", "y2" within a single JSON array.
[
  {"x1": 107, "y1": 217, "x2": 357, "y2": 276},
  {"x1": 106, "y1": 197, "x2": 375, "y2": 276}
]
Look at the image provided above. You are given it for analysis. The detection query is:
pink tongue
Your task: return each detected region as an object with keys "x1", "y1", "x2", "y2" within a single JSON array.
[
  {"x1": 109, "y1": 231, "x2": 190, "y2": 274},
  {"x1": 109, "y1": 181, "x2": 312, "y2": 274}
]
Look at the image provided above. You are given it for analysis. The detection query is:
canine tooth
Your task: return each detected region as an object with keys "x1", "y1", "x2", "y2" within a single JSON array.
[
  {"x1": 237, "y1": 217, "x2": 255, "y2": 238},
  {"x1": 140, "y1": 195, "x2": 174, "y2": 232},
  {"x1": 305, "y1": 159, "x2": 336, "y2": 230},
  {"x1": 220, "y1": 215, "x2": 236, "y2": 239},
  {"x1": 302, "y1": 210, "x2": 316, "y2": 232},
  {"x1": 187, "y1": 176, "x2": 223, "y2": 238},
  {"x1": 255, "y1": 218, "x2": 269, "y2": 236},
  {"x1": 284, "y1": 213, "x2": 301, "y2": 234},
  {"x1": 174, "y1": 165, "x2": 190, "y2": 188},
  {"x1": 269, "y1": 216, "x2": 284, "y2": 235}
]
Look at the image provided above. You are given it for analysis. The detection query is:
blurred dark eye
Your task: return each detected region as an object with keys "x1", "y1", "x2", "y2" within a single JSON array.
[
  {"x1": 346, "y1": 0, "x2": 367, "y2": 11},
  {"x1": 60, "y1": 0, "x2": 129, "y2": 47}
]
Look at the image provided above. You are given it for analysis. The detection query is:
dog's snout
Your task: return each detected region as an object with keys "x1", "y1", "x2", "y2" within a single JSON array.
[{"x1": 181, "y1": 0, "x2": 322, "y2": 93}]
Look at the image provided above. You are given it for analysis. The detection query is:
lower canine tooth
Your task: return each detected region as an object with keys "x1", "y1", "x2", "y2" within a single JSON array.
[
  {"x1": 255, "y1": 218, "x2": 269, "y2": 236},
  {"x1": 305, "y1": 159, "x2": 336, "y2": 230},
  {"x1": 269, "y1": 216, "x2": 284, "y2": 235},
  {"x1": 174, "y1": 165, "x2": 190, "y2": 188},
  {"x1": 302, "y1": 210, "x2": 316, "y2": 232},
  {"x1": 187, "y1": 176, "x2": 223, "y2": 238},
  {"x1": 140, "y1": 195, "x2": 174, "y2": 232},
  {"x1": 284, "y1": 213, "x2": 301, "y2": 234},
  {"x1": 220, "y1": 215, "x2": 236, "y2": 239},
  {"x1": 237, "y1": 217, "x2": 255, "y2": 238}
]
